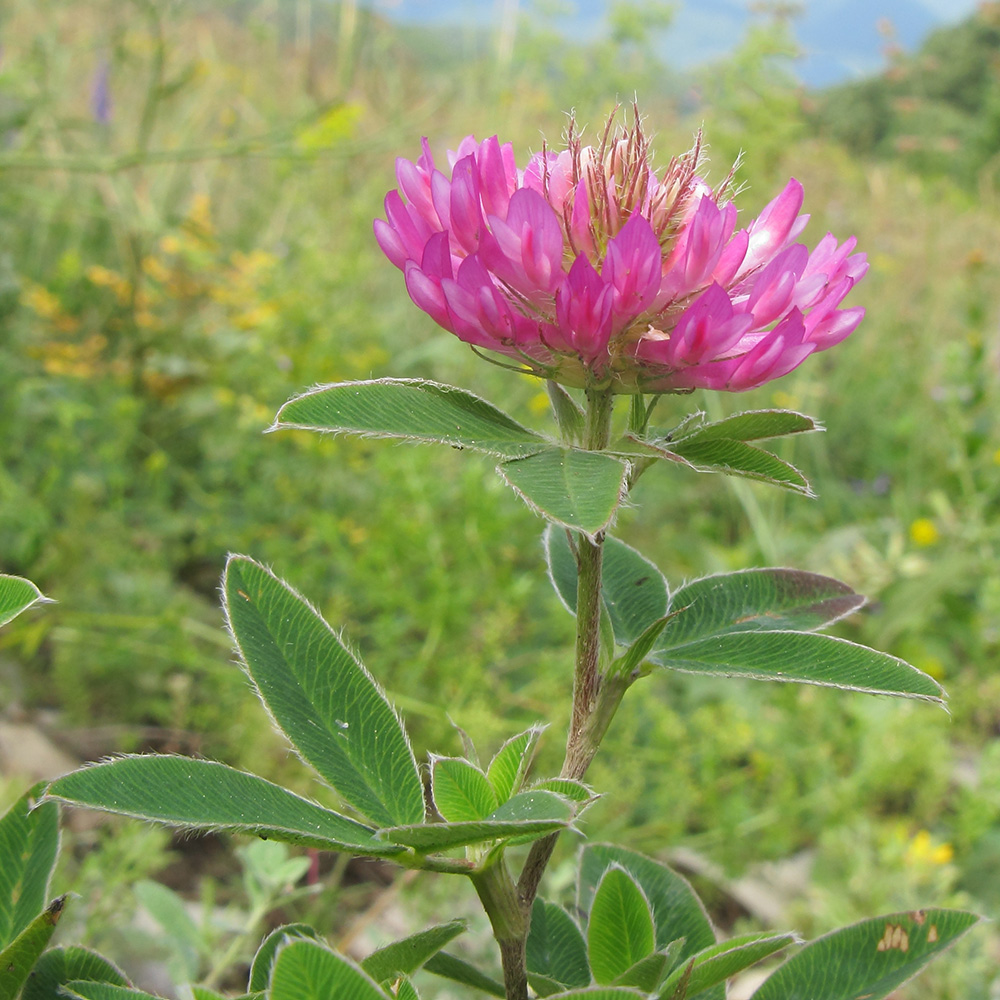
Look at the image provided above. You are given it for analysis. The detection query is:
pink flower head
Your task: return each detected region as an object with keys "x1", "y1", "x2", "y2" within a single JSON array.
[{"x1": 374, "y1": 105, "x2": 867, "y2": 393}]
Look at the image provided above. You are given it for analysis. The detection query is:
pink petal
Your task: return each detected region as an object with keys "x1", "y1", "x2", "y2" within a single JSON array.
[
  {"x1": 737, "y1": 178, "x2": 807, "y2": 280},
  {"x1": 485, "y1": 187, "x2": 565, "y2": 294},
  {"x1": 396, "y1": 154, "x2": 438, "y2": 228},
  {"x1": 449, "y1": 154, "x2": 483, "y2": 254},
  {"x1": 744, "y1": 244, "x2": 809, "y2": 325},
  {"x1": 603, "y1": 213, "x2": 662, "y2": 328},
  {"x1": 477, "y1": 136, "x2": 518, "y2": 221},
  {"x1": 403, "y1": 261, "x2": 451, "y2": 330},
  {"x1": 555, "y1": 254, "x2": 615, "y2": 361}
]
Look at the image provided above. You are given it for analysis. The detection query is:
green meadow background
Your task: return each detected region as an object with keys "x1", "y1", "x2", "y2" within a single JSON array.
[{"x1": 1, "y1": 0, "x2": 999, "y2": 994}]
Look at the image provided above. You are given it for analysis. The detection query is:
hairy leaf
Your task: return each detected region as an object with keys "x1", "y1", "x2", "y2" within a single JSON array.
[
  {"x1": 249, "y1": 924, "x2": 320, "y2": 993},
  {"x1": 0, "y1": 783, "x2": 59, "y2": 948},
  {"x1": 47, "y1": 757, "x2": 403, "y2": 855},
  {"x1": 658, "y1": 932, "x2": 798, "y2": 999},
  {"x1": 0, "y1": 896, "x2": 66, "y2": 1000},
  {"x1": 380, "y1": 791, "x2": 574, "y2": 852},
  {"x1": 486, "y1": 725, "x2": 545, "y2": 803},
  {"x1": 750, "y1": 909, "x2": 981, "y2": 1000},
  {"x1": 526, "y1": 899, "x2": 590, "y2": 989},
  {"x1": 578, "y1": 845, "x2": 717, "y2": 974},
  {"x1": 269, "y1": 940, "x2": 389, "y2": 1000},
  {"x1": 430, "y1": 758, "x2": 497, "y2": 823},
  {"x1": 361, "y1": 920, "x2": 466, "y2": 983},
  {"x1": 661, "y1": 569, "x2": 864, "y2": 644},
  {"x1": 651, "y1": 631, "x2": 944, "y2": 703},
  {"x1": 423, "y1": 952, "x2": 504, "y2": 997},
  {"x1": 500, "y1": 450, "x2": 627, "y2": 538},
  {"x1": 22, "y1": 946, "x2": 128, "y2": 1000},
  {"x1": 0, "y1": 574, "x2": 51, "y2": 628},
  {"x1": 587, "y1": 868, "x2": 655, "y2": 985},
  {"x1": 272, "y1": 378, "x2": 548, "y2": 458},
  {"x1": 224, "y1": 556, "x2": 424, "y2": 827}
]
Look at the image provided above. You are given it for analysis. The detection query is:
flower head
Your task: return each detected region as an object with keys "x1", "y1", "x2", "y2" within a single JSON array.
[{"x1": 375, "y1": 105, "x2": 866, "y2": 393}]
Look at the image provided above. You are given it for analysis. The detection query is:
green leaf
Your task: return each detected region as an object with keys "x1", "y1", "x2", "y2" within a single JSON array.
[
  {"x1": 46, "y1": 757, "x2": 403, "y2": 856},
  {"x1": 526, "y1": 899, "x2": 590, "y2": 989},
  {"x1": 546, "y1": 381, "x2": 585, "y2": 445},
  {"x1": 380, "y1": 790, "x2": 574, "y2": 852},
  {"x1": 666, "y1": 409, "x2": 821, "y2": 444},
  {"x1": 750, "y1": 909, "x2": 982, "y2": 1000},
  {"x1": 430, "y1": 758, "x2": 498, "y2": 823},
  {"x1": 191, "y1": 989, "x2": 228, "y2": 1000},
  {"x1": 389, "y1": 979, "x2": 420, "y2": 1000},
  {"x1": 613, "y1": 942, "x2": 685, "y2": 992},
  {"x1": 224, "y1": 556, "x2": 424, "y2": 827},
  {"x1": 659, "y1": 932, "x2": 798, "y2": 999},
  {"x1": 587, "y1": 867, "x2": 656, "y2": 985},
  {"x1": 272, "y1": 379, "x2": 548, "y2": 458},
  {"x1": 486, "y1": 725, "x2": 545, "y2": 803},
  {"x1": 0, "y1": 574, "x2": 51, "y2": 628},
  {"x1": 500, "y1": 449, "x2": 627, "y2": 538},
  {"x1": 528, "y1": 972, "x2": 568, "y2": 997},
  {"x1": 661, "y1": 569, "x2": 865, "y2": 645},
  {"x1": 249, "y1": 924, "x2": 320, "y2": 993},
  {"x1": 361, "y1": 920, "x2": 466, "y2": 983},
  {"x1": 22, "y1": 946, "x2": 128, "y2": 1000},
  {"x1": 62, "y1": 986, "x2": 163, "y2": 1000},
  {"x1": 545, "y1": 528, "x2": 669, "y2": 644},
  {"x1": 650, "y1": 631, "x2": 944, "y2": 702},
  {"x1": 0, "y1": 896, "x2": 66, "y2": 1000},
  {"x1": 537, "y1": 989, "x2": 645, "y2": 998},
  {"x1": 578, "y1": 845, "x2": 717, "y2": 966},
  {"x1": 627, "y1": 409, "x2": 823, "y2": 495},
  {"x1": 658, "y1": 437, "x2": 812, "y2": 495},
  {"x1": 269, "y1": 939, "x2": 389, "y2": 1000},
  {"x1": 0, "y1": 782, "x2": 59, "y2": 948},
  {"x1": 529, "y1": 778, "x2": 597, "y2": 803},
  {"x1": 423, "y1": 951, "x2": 505, "y2": 997},
  {"x1": 610, "y1": 615, "x2": 672, "y2": 679}
]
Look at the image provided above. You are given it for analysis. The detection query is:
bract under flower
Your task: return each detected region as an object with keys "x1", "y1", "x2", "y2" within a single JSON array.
[{"x1": 374, "y1": 106, "x2": 867, "y2": 393}]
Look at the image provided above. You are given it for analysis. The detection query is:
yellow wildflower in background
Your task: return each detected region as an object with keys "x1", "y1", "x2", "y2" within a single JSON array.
[
  {"x1": 909, "y1": 518, "x2": 939, "y2": 547},
  {"x1": 904, "y1": 829, "x2": 954, "y2": 866},
  {"x1": 529, "y1": 391, "x2": 550, "y2": 415}
]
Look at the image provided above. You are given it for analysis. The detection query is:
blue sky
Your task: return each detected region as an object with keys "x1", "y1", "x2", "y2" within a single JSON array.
[{"x1": 368, "y1": 0, "x2": 983, "y2": 86}]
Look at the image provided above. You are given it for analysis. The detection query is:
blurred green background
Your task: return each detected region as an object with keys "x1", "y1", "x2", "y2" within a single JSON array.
[{"x1": 1, "y1": 0, "x2": 999, "y2": 994}]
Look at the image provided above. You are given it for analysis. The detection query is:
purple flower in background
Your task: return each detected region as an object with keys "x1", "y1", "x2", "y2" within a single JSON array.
[
  {"x1": 91, "y1": 59, "x2": 112, "y2": 125},
  {"x1": 375, "y1": 105, "x2": 867, "y2": 394}
]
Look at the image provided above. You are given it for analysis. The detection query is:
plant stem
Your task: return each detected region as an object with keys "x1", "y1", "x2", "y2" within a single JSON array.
[
  {"x1": 564, "y1": 384, "x2": 615, "y2": 775},
  {"x1": 515, "y1": 384, "x2": 619, "y2": 962},
  {"x1": 471, "y1": 858, "x2": 529, "y2": 1000}
]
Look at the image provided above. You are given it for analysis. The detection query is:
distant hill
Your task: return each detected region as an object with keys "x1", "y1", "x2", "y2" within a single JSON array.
[
  {"x1": 368, "y1": 0, "x2": 979, "y2": 87},
  {"x1": 810, "y1": 2, "x2": 1000, "y2": 183}
]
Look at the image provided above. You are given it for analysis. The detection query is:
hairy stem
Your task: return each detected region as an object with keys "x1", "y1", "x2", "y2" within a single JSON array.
[
  {"x1": 515, "y1": 384, "x2": 620, "y2": 951},
  {"x1": 564, "y1": 384, "x2": 615, "y2": 771},
  {"x1": 472, "y1": 858, "x2": 529, "y2": 1000}
]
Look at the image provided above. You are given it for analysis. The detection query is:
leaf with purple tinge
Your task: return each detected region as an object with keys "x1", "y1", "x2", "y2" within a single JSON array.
[{"x1": 660, "y1": 568, "x2": 864, "y2": 646}]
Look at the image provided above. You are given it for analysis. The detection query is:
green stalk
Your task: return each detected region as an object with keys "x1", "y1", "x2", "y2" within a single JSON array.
[
  {"x1": 481, "y1": 385, "x2": 623, "y2": 999},
  {"x1": 563, "y1": 385, "x2": 615, "y2": 775},
  {"x1": 471, "y1": 857, "x2": 529, "y2": 1000},
  {"x1": 515, "y1": 384, "x2": 618, "y2": 949}
]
